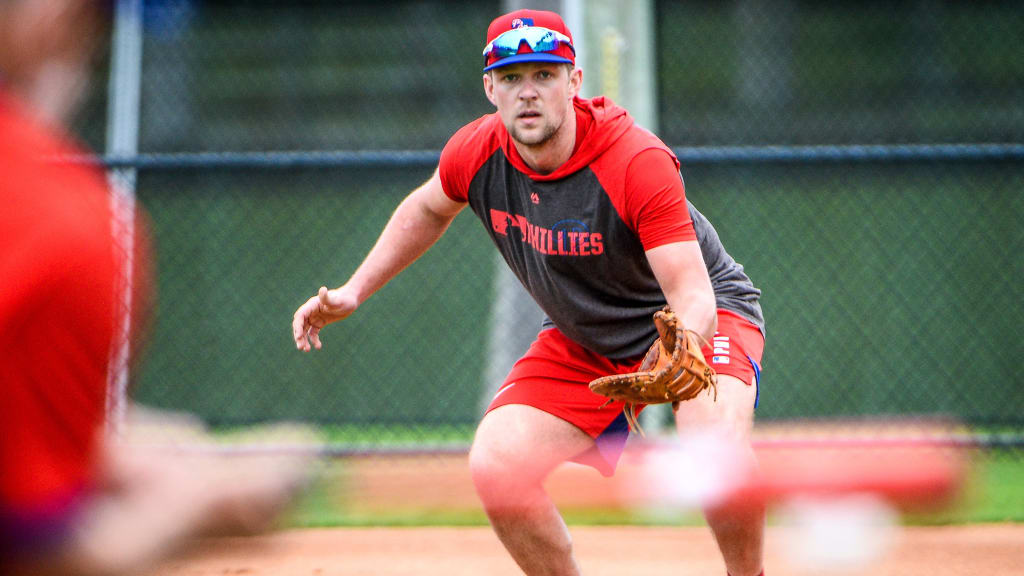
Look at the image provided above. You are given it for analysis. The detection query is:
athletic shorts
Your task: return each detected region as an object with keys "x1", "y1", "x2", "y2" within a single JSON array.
[{"x1": 485, "y1": 309, "x2": 764, "y2": 476}]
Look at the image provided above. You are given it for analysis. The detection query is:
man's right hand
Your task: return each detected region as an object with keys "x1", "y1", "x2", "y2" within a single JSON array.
[{"x1": 292, "y1": 286, "x2": 358, "y2": 351}]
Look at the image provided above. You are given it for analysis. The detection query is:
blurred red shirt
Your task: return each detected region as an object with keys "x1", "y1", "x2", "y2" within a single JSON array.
[{"x1": 0, "y1": 89, "x2": 150, "y2": 552}]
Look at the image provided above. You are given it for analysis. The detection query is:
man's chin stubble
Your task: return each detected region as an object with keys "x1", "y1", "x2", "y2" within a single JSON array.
[{"x1": 509, "y1": 123, "x2": 558, "y2": 147}]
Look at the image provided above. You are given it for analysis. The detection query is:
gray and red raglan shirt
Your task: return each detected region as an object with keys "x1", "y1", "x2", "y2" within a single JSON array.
[{"x1": 440, "y1": 96, "x2": 763, "y2": 360}]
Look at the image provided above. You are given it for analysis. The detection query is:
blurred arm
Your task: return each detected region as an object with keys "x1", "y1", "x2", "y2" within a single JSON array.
[{"x1": 9, "y1": 418, "x2": 314, "y2": 576}]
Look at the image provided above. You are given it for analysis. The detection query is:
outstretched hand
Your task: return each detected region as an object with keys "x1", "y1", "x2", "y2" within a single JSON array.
[{"x1": 292, "y1": 286, "x2": 358, "y2": 351}]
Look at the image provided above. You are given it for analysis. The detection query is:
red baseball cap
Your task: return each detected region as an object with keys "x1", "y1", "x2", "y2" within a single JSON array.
[{"x1": 483, "y1": 9, "x2": 576, "y2": 72}]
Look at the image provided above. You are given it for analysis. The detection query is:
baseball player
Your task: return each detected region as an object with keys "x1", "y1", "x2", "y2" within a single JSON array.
[{"x1": 293, "y1": 9, "x2": 765, "y2": 576}]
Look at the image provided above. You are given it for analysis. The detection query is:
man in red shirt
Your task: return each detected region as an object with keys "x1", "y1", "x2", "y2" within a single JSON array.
[
  {"x1": 294, "y1": 9, "x2": 765, "y2": 576},
  {"x1": 2, "y1": 2, "x2": 311, "y2": 573}
]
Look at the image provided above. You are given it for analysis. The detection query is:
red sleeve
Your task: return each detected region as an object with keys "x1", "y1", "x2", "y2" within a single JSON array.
[
  {"x1": 438, "y1": 115, "x2": 500, "y2": 203},
  {"x1": 624, "y1": 148, "x2": 696, "y2": 250}
]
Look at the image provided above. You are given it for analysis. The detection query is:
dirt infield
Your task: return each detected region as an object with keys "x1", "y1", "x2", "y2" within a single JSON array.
[
  {"x1": 148, "y1": 437, "x2": 1015, "y2": 575},
  {"x1": 151, "y1": 524, "x2": 1022, "y2": 576}
]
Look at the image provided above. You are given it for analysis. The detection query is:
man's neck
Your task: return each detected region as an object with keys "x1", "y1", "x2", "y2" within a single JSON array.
[{"x1": 513, "y1": 107, "x2": 577, "y2": 175}]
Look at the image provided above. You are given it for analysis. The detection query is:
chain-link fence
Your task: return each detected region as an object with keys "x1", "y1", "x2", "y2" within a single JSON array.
[
  {"x1": 657, "y1": 0, "x2": 1023, "y2": 145},
  {"x1": 72, "y1": 1, "x2": 1022, "y2": 451}
]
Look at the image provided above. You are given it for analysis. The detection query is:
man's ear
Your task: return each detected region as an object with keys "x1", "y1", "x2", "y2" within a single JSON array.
[
  {"x1": 568, "y1": 66, "x2": 583, "y2": 99},
  {"x1": 482, "y1": 72, "x2": 497, "y2": 107}
]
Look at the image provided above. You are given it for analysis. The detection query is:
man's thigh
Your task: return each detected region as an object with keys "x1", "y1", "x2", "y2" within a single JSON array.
[
  {"x1": 471, "y1": 404, "x2": 595, "y2": 481},
  {"x1": 674, "y1": 374, "x2": 757, "y2": 440}
]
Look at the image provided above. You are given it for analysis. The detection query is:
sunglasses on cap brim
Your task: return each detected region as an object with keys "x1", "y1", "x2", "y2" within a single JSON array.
[{"x1": 482, "y1": 26, "x2": 575, "y2": 60}]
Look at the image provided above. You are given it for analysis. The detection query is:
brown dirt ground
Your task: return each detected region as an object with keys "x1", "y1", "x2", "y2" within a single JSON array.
[
  {"x1": 148, "y1": 436, "x2": 1017, "y2": 576},
  {"x1": 150, "y1": 524, "x2": 1023, "y2": 576}
]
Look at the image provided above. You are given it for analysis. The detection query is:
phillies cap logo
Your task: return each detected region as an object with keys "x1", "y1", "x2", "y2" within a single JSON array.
[{"x1": 510, "y1": 17, "x2": 534, "y2": 29}]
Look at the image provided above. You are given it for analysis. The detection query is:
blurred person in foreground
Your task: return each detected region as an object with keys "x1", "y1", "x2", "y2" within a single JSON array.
[
  {"x1": 294, "y1": 8, "x2": 765, "y2": 576},
  {"x1": 1, "y1": 1, "x2": 312, "y2": 574}
]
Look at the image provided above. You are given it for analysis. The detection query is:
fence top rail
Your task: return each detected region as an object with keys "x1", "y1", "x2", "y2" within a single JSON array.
[{"x1": 50, "y1": 143, "x2": 1024, "y2": 170}]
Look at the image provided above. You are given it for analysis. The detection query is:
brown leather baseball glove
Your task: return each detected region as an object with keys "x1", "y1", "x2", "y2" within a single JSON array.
[{"x1": 589, "y1": 307, "x2": 717, "y2": 436}]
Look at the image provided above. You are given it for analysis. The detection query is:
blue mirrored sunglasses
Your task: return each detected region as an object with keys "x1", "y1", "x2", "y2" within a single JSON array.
[{"x1": 482, "y1": 27, "x2": 575, "y2": 59}]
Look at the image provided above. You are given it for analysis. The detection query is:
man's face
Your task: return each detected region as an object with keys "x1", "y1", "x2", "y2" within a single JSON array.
[{"x1": 483, "y1": 62, "x2": 582, "y2": 147}]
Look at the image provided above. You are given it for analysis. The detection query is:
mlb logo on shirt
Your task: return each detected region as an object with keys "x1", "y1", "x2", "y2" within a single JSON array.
[{"x1": 712, "y1": 335, "x2": 730, "y2": 365}]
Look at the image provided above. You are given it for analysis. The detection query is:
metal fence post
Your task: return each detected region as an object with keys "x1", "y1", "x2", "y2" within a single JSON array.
[{"x1": 105, "y1": 0, "x2": 144, "y2": 437}]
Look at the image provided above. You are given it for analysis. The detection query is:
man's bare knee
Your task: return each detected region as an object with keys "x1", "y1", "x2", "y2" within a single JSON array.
[
  {"x1": 469, "y1": 444, "x2": 506, "y2": 493},
  {"x1": 471, "y1": 405, "x2": 592, "y2": 494},
  {"x1": 469, "y1": 441, "x2": 539, "y2": 505}
]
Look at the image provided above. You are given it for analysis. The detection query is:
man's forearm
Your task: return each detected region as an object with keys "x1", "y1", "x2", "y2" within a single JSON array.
[
  {"x1": 666, "y1": 289, "x2": 717, "y2": 342},
  {"x1": 646, "y1": 241, "x2": 718, "y2": 342}
]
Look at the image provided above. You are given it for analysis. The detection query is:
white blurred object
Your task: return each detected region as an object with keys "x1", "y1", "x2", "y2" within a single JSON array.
[
  {"x1": 637, "y1": 430, "x2": 751, "y2": 508},
  {"x1": 777, "y1": 493, "x2": 900, "y2": 573}
]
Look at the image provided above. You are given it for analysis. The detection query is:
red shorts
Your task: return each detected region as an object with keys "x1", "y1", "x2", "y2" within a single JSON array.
[{"x1": 485, "y1": 309, "x2": 764, "y2": 475}]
